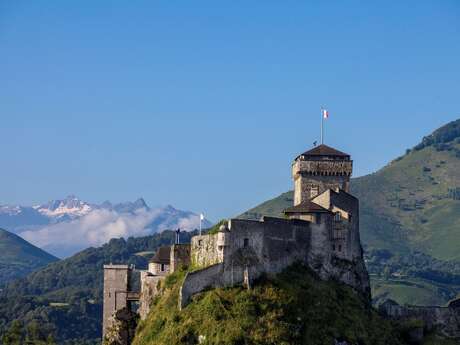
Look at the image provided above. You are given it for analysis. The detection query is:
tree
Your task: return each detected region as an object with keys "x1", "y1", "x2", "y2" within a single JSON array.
[
  {"x1": 2, "y1": 320, "x2": 24, "y2": 345},
  {"x1": 383, "y1": 266, "x2": 391, "y2": 281}
]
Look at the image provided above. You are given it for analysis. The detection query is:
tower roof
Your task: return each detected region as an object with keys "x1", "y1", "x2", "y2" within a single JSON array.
[
  {"x1": 296, "y1": 144, "x2": 350, "y2": 160},
  {"x1": 149, "y1": 246, "x2": 171, "y2": 264},
  {"x1": 284, "y1": 200, "x2": 331, "y2": 214}
]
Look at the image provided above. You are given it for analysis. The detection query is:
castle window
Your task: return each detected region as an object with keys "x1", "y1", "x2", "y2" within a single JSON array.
[
  {"x1": 334, "y1": 212, "x2": 341, "y2": 222},
  {"x1": 310, "y1": 186, "x2": 319, "y2": 198},
  {"x1": 332, "y1": 244, "x2": 336, "y2": 251},
  {"x1": 338, "y1": 245, "x2": 342, "y2": 252},
  {"x1": 243, "y1": 238, "x2": 249, "y2": 247},
  {"x1": 160, "y1": 264, "x2": 165, "y2": 272},
  {"x1": 198, "y1": 240, "x2": 203, "y2": 246}
]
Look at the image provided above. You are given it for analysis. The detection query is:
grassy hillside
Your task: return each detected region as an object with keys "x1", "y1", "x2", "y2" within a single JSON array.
[
  {"x1": 0, "y1": 230, "x2": 196, "y2": 345},
  {"x1": 238, "y1": 119, "x2": 460, "y2": 306},
  {"x1": 0, "y1": 228, "x2": 58, "y2": 285},
  {"x1": 133, "y1": 264, "x2": 406, "y2": 345}
]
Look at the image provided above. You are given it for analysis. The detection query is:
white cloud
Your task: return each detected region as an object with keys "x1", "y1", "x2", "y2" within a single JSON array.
[{"x1": 19, "y1": 207, "x2": 206, "y2": 258}]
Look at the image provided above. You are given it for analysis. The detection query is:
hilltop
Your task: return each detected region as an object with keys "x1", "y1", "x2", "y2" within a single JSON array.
[
  {"x1": 133, "y1": 264, "x2": 457, "y2": 345},
  {"x1": 0, "y1": 228, "x2": 57, "y2": 285},
  {"x1": 239, "y1": 119, "x2": 460, "y2": 306}
]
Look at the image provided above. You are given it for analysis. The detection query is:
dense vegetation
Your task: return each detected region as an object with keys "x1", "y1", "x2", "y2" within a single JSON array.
[
  {"x1": 0, "y1": 230, "x2": 195, "y2": 345},
  {"x1": 0, "y1": 228, "x2": 57, "y2": 286},
  {"x1": 134, "y1": 264, "x2": 407, "y2": 345},
  {"x1": 239, "y1": 118, "x2": 460, "y2": 306},
  {"x1": 2, "y1": 320, "x2": 57, "y2": 345}
]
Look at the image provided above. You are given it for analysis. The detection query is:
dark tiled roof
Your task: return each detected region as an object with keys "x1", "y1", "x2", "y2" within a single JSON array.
[
  {"x1": 284, "y1": 200, "x2": 331, "y2": 214},
  {"x1": 149, "y1": 246, "x2": 171, "y2": 264},
  {"x1": 298, "y1": 144, "x2": 350, "y2": 159},
  {"x1": 448, "y1": 298, "x2": 460, "y2": 309}
]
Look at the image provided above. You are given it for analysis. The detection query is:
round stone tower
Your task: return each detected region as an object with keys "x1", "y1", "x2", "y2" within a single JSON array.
[{"x1": 292, "y1": 144, "x2": 352, "y2": 205}]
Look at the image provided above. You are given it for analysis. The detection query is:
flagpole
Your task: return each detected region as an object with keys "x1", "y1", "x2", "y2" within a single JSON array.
[
  {"x1": 199, "y1": 217, "x2": 202, "y2": 236},
  {"x1": 321, "y1": 107, "x2": 324, "y2": 145}
]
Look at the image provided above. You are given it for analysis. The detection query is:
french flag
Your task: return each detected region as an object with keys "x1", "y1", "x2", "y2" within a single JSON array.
[{"x1": 322, "y1": 108, "x2": 329, "y2": 119}]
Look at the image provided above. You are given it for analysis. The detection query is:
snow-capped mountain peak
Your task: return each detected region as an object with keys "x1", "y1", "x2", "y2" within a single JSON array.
[
  {"x1": 0, "y1": 205, "x2": 22, "y2": 216},
  {"x1": 0, "y1": 196, "x2": 213, "y2": 257},
  {"x1": 37, "y1": 195, "x2": 93, "y2": 219}
]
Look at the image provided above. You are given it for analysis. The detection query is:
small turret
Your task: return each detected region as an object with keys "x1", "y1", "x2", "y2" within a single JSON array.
[{"x1": 217, "y1": 223, "x2": 229, "y2": 248}]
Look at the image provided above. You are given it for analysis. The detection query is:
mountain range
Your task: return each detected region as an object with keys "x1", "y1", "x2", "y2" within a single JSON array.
[{"x1": 0, "y1": 196, "x2": 212, "y2": 258}]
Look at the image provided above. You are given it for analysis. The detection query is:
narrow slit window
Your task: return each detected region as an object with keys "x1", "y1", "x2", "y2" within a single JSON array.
[
  {"x1": 244, "y1": 238, "x2": 249, "y2": 247},
  {"x1": 334, "y1": 212, "x2": 341, "y2": 222},
  {"x1": 310, "y1": 186, "x2": 319, "y2": 198}
]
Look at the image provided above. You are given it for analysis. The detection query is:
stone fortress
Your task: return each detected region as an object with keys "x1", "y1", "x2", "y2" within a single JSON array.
[{"x1": 102, "y1": 144, "x2": 372, "y2": 340}]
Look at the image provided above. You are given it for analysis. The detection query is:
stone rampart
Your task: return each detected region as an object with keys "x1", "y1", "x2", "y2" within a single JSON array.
[
  {"x1": 191, "y1": 234, "x2": 222, "y2": 268},
  {"x1": 179, "y1": 263, "x2": 224, "y2": 309},
  {"x1": 180, "y1": 216, "x2": 370, "y2": 308},
  {"x1": 180, "y1": 217, "x2": 314, "y2": 308}
]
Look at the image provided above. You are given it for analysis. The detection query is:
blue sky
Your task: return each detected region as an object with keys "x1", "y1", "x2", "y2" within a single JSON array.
[{"x1": 1, "y1": 1, "x2": 459, "y2": 221}]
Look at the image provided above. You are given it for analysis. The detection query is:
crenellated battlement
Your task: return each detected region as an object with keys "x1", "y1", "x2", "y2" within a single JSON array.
[{"x1": 293, "y1": 160, "x2": 353, "y2": 177}]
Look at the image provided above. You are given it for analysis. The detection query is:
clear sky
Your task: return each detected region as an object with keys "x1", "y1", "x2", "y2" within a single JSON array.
[{"x1": 1, "y1": 1, "x2": 459, "y2": 221}]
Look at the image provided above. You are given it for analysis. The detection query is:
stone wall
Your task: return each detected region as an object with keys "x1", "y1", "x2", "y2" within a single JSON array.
[
  {"x1": 292, "y1": 159, "x2": 352, "y2": 205},
  {"x1": 103, "y1": 265, "x2": 131, "y2": 340},
  {"x1": 139, "y1": 272, "x2": 165, "y2": 320},
  {"x1": 148, "y1": 262, "x2": 170, "y2": 276},
  {"x1": 179, "y1": 263, "x2": 224, "y2": 309},
  {"x1": 180, "y1": 215, "x2": 371, "y2": 308},
  {"x1": 170, "y1": 244, "x2": 191, "y2": 272},
  {"x1": 191, "y1": 234, "x2": 222, "y2": 268},
  {"x1": 180, "y1": 217, "x2": 315, "y2": 308},
  {"x1": 380, "y1": 300, "x2": 460, "y2": 339}
]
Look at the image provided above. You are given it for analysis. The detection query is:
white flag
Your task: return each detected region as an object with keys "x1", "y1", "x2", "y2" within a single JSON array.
[
  {"x1": 200, "y1": 213, "x2": 204, "y2": 221},
  {"x1": 322, "y1": 108, "x2": 329, "y2": 119}
]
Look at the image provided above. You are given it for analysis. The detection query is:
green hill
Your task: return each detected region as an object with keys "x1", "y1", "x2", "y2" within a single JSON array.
[
  {"x1": 0, "y1": 230, "x2": 196, "y2": 345},
  {"x1": 133, "y1": 264, "x2": 457, "y2": 345},
  {"x1": 0, "y1": 228, "x2": 58, "y2": 285},
  {"x1": 238, "y1": 119, "x2": 460, "y2": 306}
]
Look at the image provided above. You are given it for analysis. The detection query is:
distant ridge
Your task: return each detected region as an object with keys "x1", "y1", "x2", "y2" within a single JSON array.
[
  {"x1": 0, "y1": 196, "x2": 213, "y2": 257},
  {"x1": 0, "y1": 228, "x2": 57, "y2": 285}
]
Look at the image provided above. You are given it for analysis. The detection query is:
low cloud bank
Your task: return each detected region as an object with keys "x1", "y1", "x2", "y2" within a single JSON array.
[{"x1": 20, "y1": 207, "x2": 204, "y2": 258}]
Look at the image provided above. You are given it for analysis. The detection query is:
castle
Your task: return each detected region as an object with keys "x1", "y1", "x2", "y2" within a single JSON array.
[{"x1": 102, "y1": 144, "x2": 371, "y2": 341}]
